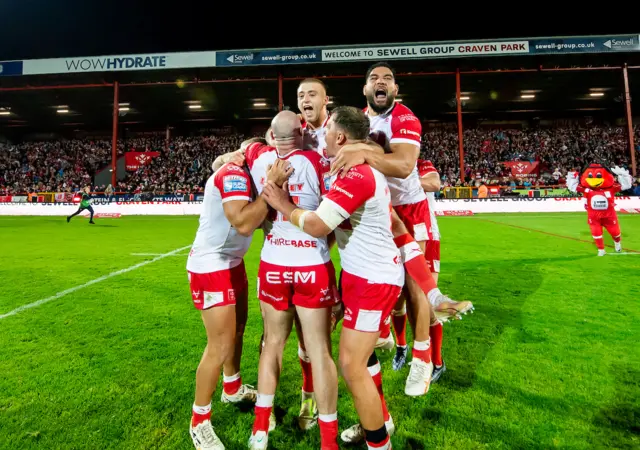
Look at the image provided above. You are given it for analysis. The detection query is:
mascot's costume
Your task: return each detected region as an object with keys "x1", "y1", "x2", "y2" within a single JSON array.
[{"x1": 566, "y1": 164, "x2": 633, "y2": 256}]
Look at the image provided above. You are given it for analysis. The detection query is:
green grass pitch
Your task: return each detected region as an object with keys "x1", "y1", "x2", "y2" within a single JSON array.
[{"x1": 0, "y1": 213, "x2": 639, "y2": 449}]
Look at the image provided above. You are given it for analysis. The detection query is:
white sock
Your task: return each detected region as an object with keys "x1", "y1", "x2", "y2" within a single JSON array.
[
  {"x1": 298, "y1": 346, "x2": 310, "y2": 362},
  {"x1": 256, "y1": 394, "x2": 274, "y2": 408},
  {"x1": 319, "y1": 412, "x2": 338, "y2": 423},
  {"x1": 414, "y1": 339, "x2": 431, "y2": 351},
  {"x1": 427, "y1": 288, "x2": 442, "y2": 305},
  {"x1": 223, "y1": 372, "x2": 241, "y2": 383},
  {"x1": 193, "y1": 403, "x2": 211, "y2": 415}
]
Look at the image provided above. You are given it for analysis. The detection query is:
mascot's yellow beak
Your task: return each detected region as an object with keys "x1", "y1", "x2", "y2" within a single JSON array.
[{"x1": 586, "y1": 178, "x2": 604, "y2": 188}]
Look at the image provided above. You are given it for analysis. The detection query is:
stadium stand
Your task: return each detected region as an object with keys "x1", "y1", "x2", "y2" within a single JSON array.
[{"x1": 2, "y1": 126, "x2": 638, "y2": 196}]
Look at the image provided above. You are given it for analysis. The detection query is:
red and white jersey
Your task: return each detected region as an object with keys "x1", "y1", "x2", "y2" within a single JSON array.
[
  {"x1": 245, "y1": 142, "x2": 331, "y2": 267},
  {"x1": 186, "y1": 163, "x2": 254, "y2": 274},
  {"x1": 365, "y1": 102, "x2": 426, "y2": 207},
  {"x1": 301, "y1": 114, "x2": 330, "y2": 160},
  {"x1": 418, "y1": 159, "x2": 440, "y2": 241},
  {"x1": 323, "y1": 164, "x2": 404, "y2": 287}
]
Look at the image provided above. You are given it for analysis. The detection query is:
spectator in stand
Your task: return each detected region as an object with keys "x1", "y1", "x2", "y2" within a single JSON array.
[{"x1": 2, "y1": 125, "x2": 638, "y2": 196}]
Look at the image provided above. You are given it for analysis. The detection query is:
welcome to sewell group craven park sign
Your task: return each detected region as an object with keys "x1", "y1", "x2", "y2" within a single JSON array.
[{"x1": 0, "y1": 34, "x2": 638, "y2": 77}]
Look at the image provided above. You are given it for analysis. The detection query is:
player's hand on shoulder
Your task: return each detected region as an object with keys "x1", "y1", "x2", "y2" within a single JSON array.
[
  {"x1": 226, "y1": 149, "x2": 246, "y2": 167},
  {"x1": 266, "y1": 159, "x2": 294, "y2": 187},
  {"x1": 330, "y1": 146, "x2": 366, "y2": 178}
]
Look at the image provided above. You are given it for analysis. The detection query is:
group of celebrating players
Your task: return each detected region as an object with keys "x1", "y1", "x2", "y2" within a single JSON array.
[{"x1": 185, "y1": 62, "x2": 474, "y2": 450}]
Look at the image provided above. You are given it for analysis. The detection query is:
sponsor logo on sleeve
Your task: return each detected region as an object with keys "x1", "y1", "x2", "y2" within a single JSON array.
[
  {"x1": 223, "y1": 175, "x2": 248, "y2": 193},
  {"x1": 399, "y1": 128, "x2": 421, "y2": 137}
]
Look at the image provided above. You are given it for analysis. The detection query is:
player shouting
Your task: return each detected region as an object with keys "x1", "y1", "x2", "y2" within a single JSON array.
[
  {"x1": 263, "y1": 106, "x2": 405, "y2": 450},
  {"x1": 331, "y1": 62, "x2": 472, "y2": 393},
  {"x1": 244, "y1": 111, "x2": 340, "y2": 450},
  {"x1": 186, "y1": 137, "x2": 292, "y2": 450}
]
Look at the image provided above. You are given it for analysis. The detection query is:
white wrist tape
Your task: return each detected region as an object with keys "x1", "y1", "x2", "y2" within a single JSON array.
[
  {"x1": 297, "y1": 210, "x2": 310, "y2": 231},
  {"x1": 315, "y1": 200, "x2": 347, "y2": 231}
]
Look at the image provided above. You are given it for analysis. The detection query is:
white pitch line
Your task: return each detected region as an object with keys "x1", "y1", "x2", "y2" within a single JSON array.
[
  {"x1": 607, "y1": 252, "x2": 640, "y2": 256},
  {"x1": 0, "y1": 245, "x2": 192, "y2": 321},
  {"x1": 131, "y1": 252, "x2": 189, "y2": 256}
]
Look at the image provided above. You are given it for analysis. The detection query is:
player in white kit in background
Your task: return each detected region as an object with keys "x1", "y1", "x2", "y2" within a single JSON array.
[
  {"x1": 245, "y1": 111, "x2": 340, "y2": 450},
  {"x1": 263, "y1": 106, "x2": 404, "y2": 450},
  {"x1": 186, "y1": 138, "x2": 292, "y2": 450}
]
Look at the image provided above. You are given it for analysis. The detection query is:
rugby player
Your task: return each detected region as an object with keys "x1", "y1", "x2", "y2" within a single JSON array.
[
  {"x1": 417, "y1": 159, "x2": 473, "y2": 380},
  {"x1": 244, "y1": 111, "x2": 340, "y2": 450},
  {"x1": 186, "y1": 137, "x2": 292, "y2": 450},
  {"x1": 331, "y1": 62, "x2": 471, "y2": 389},
  {"x1": 263, "y1": 106, "x2": 416, "y2": 450}
]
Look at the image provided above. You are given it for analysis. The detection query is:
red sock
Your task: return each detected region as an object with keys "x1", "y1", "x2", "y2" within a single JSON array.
[
  {"x1": 191, "y1": 403, "x2": 211, "y2": 427},
  {"x1": 369, "y1": 363, "x2": 390, "y2": 422},
  {"x1": 412, "y1": 339, "x2": 432, "y2": 364},
  {"x1": 223, "y1": 372, "x2": 242, "y2": 395},
  {"x1": 391, "y1": 310, "x2": 407, "y2": 347},
  {"x1": 394, "y1": 234, "x2": 438, "y2": 295},
  {"x1": 593, "y1": 236, "x2": 605, "y2": 250},
  {"x1": 318, "y1": 413, "x2": 339, "y2": 450},
  {"x1": 252, "y1": 394, "x2": 274, "y2": 434},
  {"x1": 298, "y1": 347, "x2": 314, "y2": 393},
  {"x1": 379, "y1": 315, "x2": 391, "y2": 339},
  {"x1": 430, "y1": 323, "x2": 443, "y2": 366},
  {"x1": 606, "y1": 222, "x2": 622, "y2": 242}
]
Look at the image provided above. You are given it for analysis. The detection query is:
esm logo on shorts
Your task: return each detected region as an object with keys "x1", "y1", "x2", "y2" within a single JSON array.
[{"x1": 266, "y1": 271, "x2": 316, "y2": 284}]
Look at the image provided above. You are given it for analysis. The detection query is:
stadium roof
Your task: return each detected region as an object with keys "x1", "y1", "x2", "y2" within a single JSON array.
[{"x1": 2, "y1": 44, "x2": 640, "y2": 133}]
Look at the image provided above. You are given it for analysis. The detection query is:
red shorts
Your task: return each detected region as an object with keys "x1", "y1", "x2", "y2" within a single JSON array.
[
  {"x1": 394, "y1": 200, "x2": 432, "y2": 242},
  {"x1": 188, "y1": 261, "x2": 248, "y2": 310},
  {"x1": 257, "y1": 261, "x2": 338, "y2": 311},
  {"x1": 425, "y1": 240, "x2": 440, "y2": 273},
  {"x1": 587, "y1": 214, "x2": 618, "y2": 228},
  {"x1": 341, "y1": 271, "x2": 402, "y2": 333}
]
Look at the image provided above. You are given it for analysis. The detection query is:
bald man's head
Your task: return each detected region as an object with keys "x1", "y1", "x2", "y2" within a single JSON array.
[
  {"x1": 265, "y1": 127, "x2": 276, "y2": 146},
  {"x1": 271, "y1": 110, "x2": 303, "y2": 141}
]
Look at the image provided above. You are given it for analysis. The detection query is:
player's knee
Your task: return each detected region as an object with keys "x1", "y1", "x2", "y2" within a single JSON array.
[
  {"x1": 339, "y1": 349, "x2": 364, "y2": 382},
  {"x1": 263, "y1": 331, "x2": 287, "y2": 353},
  {"x1": 201, "y1": 342, "x2": 231, "y2": 365}
]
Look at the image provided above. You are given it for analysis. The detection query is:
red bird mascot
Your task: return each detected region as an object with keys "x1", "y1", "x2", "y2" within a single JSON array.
[{"x1": 566, "y1": 164, "x2": 633, "y2": 256}]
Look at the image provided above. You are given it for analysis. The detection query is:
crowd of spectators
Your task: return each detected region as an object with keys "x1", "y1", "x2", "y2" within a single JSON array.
[
  {"x1": 422, "y1": 126, "x2": 639, "y2": 188},
  {"x1": 1, "y1": 125, "x2": 639, "y2": 196}
]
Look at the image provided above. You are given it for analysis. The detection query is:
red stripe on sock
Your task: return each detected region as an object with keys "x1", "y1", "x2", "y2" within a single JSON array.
[{"x1": 372, "y1": 372, "x2": 390, "y2": 422}]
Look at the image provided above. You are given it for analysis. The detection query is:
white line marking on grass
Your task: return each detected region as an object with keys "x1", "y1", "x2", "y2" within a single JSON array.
[
  {"x1": 131, "y1": 252, "x2": 189, "y2": 256},
  {"x1": 0, "y1": 245, "x2": 192, "y2": 321},
  {"x1": 608, "y1": 252, "x2": 640, "y2": 256}
]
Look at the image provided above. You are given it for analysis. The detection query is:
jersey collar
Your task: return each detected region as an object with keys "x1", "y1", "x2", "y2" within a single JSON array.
[
  {"x1": 364, "y1": 103, "x2": 396, "y2": 118},
  {"x1": 302, "y1": 112, "x2": 330, "y2": 131}
]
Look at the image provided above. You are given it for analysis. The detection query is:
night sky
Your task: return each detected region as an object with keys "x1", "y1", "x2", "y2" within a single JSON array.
[{"x1": 0, "y1": 1, "x2": 636, "y2": 61}]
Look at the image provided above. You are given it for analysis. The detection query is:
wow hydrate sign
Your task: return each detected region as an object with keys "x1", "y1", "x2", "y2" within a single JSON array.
[{"x1": 15, "y1": 51, "x2": 218, "y2": 75}]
